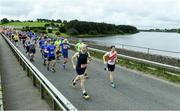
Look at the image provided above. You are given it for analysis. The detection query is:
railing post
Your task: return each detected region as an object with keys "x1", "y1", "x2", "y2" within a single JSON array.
[
  {"x1": 40, "y1": 84, "x2": 45, "y2": 99},
  {"x1": 52, "y1": 99, "x2": 58, "y2": 110},
  {"x1": 33, "y1": 75, "x2": 36, "y2": 87},
  {"x1": 22, "y1": 62, "x2": 26, "y2": 71},
  {"x1": 27, "y1": 68, "x2": 30, "y2": 77}
]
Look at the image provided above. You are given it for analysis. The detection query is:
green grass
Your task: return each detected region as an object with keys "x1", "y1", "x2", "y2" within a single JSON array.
[
  {"x1": 0, "y1": 22, "x2": 62, "y2": 27},
  {"x1": 0, "y1": 22, "x2": 47, "y2": 27}
]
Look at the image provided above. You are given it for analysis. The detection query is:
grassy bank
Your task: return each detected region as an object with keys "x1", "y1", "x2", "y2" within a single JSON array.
[{"x1": 76, "y1": 34, "x2": 109, "y2": 38}]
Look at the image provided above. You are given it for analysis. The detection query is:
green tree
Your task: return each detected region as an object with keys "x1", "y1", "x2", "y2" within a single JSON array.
[
  {"x1": 10, "y1": 20, "x2": 14, "y2": 22},
  {"x1": 177, "y1": 29, "x2": 180, "y2": 33},
  {"x1": 1, "y1": 18, "x2": 9, "y2": 24},
  {"x1": 56, "y1": 19, "x2": 62, "y2": 23},
  {"x1": 59, "y1": 26, "x2": 66, "y2": 33},
  {"x1": 67, "y1": 28, "x2": 79, "y2": 35}
]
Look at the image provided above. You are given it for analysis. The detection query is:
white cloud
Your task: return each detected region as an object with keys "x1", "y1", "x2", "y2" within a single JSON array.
[{"x1": 0, "y1": 0, "x2": 180, "y2": 29}]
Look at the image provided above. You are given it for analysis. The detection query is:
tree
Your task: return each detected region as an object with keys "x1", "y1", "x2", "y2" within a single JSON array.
[
  {"x1": 67, "y1": 28, "x2": 79, "y2": 35},
  {"x1": 177, "y1": 29, "x2": 180, "y2": 33},
  {"x1": 48, "y1": 29, "x2": 52, "y2": 33},
  {"x1": 65, "y1": 20, "x2": 139, "y2": 35},
  {"x1": 10, "y1": 20, "x2": 14, "y2": 22},
  {"x1": 1, "y1": 18, "x2": 9, "y2": 24},
  {"x1": 59, "y1": 26, "x2": 66, "y2": 33},
  {"x1": 44, "y1": 23, "x2": 50, "y2": 27},
  {"x1": 50, "y1": 22, "x2": 55, "y2": 27},
  {"x1": 56, "y1": 19, "x2": 62, "y2": 23},
  {"x1": 15, "y1": 20, "x2": 21, "y2": 22},
  {"x1": 55, "y1": 31, "x2": 61, "y2": 36},
  {"x1": 63, "y1": 20, "x2": 68, "y2": 24}
]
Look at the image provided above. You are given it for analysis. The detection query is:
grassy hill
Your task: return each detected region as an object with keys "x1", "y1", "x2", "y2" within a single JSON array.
[{"x1": 0, "y1": 22, "x2": 61, "y2": 27}]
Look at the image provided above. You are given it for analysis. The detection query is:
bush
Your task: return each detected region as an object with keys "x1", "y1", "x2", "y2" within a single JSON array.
[
  {"x1": 55, "y1": 31, "x2": 61, "y2": 36},
  {"x1": 1, "y1": 18, "x2": 9, "y2": 24},
  {"x1": 22, "y1": 26, "x2": 30, "y2": 31},
  {"x1": 59, "y1": 26, "x2": 66, "y2": 33},
  {"x1": 33, "y1": 29, "x2": 38, "y2": 33},
  {"x1": 67, "y1": 28, "x2": 79, "y2": 35},
  {"x1": 44, "y1": 23, "x2": 50, "y2": 27},
  {"x1": 48, "y1": 29, "x2": 52, "y2": 33},
  {"x1": 29, "y1": 27, "x2": 46, "y2": 31},
  {"x1": 40, "y1": 30, "x2": 47, "y2": 34}
]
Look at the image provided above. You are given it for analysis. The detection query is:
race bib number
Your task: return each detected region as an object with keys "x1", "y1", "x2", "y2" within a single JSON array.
[
  {"x1": 44, "y1": 50, "x2": 48, "y2": 53},
  {"x1": 50, "y1": 51, "x2": 54, "y2": 54},
  {"x1": 63, "y1": 45, "x2": 68, "y2": 49}
]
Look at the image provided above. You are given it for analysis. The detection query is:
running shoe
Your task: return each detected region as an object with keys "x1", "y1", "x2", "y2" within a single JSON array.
[
  {"x1": 83, "y1": 92, "x2": 90, "y2": 99},
  {"x1": 111, "y1": 83, "x2": 116, "y2": 88}
]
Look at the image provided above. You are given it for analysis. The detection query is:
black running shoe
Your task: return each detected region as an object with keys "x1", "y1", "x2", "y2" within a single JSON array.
[
  {"x1": 83, "y1": 92, "x2": 90, "y2": 99},
  {"x1": 52, "y1": 68, "x2": 56, "y2": 72},
  {"x1": 104, "y1": 67, "x2": 108, "y2": 71},
  {"x1": 72, "y1": 79, "x2": 76, "y2": 87}
]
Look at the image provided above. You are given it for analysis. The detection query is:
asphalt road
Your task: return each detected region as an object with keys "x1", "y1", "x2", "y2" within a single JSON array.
[{"x1": 8, "y1": 38, "x2": 180, "y2": 110}]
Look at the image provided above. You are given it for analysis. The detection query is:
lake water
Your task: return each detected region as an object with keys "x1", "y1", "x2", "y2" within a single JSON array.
[{"x1": 81, "y1": 32, "x2": 180, "y2": 58}]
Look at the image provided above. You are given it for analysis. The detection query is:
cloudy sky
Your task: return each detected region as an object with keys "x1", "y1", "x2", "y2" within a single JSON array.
[{"x1": 0, "y1": 0, "x2": 180, "y2": 29}]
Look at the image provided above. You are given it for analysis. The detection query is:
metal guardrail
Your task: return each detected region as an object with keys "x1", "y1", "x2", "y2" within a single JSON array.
[
  {"x1": 1, "y1": 33, "x2": 78, "y2": 111},
  {"x1": 70, "y1": 43, "x2": 180, "y2": 77},
  {"x1": 0, "y1": 75, "x2": 4, "y2": 111}
]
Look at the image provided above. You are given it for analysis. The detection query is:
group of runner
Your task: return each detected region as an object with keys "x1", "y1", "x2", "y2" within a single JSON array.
[{"x1": 2, "y1": 28, "x2": 118, "y2": 100}]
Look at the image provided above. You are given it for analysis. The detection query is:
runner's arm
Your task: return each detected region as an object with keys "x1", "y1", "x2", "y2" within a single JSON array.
[
  {"x1": 71, "y1": 52, "x2": 79, "y2": 68},
  {"x1": 87, "y1": 52, "x2": 92, "y2": 63},
  {"x1": 103, "y1": 52, "x2": 109, "y2": 64}
]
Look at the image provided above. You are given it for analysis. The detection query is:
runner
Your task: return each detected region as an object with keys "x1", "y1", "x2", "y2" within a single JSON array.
[
  {"x1": 29, "y1": 39, "x2": 36, "y2": 62},
  {"x1": 103, "y1": 45, "x2": 118, "y2": 88},
  {"x1": 13, "y1": 33, "x2": 19, "y2": 47},
  {"x1": 25, "y1": 37, "x2": 31, "y2": 57},
  {"x1": 60, "y1": 39, "x2": 70, "y2": 69},
  {"x1": 76, "y1": 40, "x2": 89, "y2": 79},
  {"x1": 41, "y1": 41, "x2": 49, "y2": 65},
  {"x1": 54, "y1": 37, "x2": 62, "y2": 60},
  {"x1": 46, "y1": 40, "x2": 56, "y2": 72},
  {"x1": 21, "y1": 33, "x2": 27, "y2": 49},
  {"x1": 71, "y1": 44, "x2": 92, "y2": 99},
  {"x1": 39, "y1": 37, "x2": 45, "y2": 57},
  {"x1": 75, "y1": 40, "x2": 83, "y2": 52}
]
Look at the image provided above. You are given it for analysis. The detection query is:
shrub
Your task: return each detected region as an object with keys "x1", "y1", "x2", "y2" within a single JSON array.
[
  {"x1": 55, "y1": 31, "x2": 61, "y2": 36},
  {"x1": 48, "y1": 29, "x2": 52, "y2": 33}
]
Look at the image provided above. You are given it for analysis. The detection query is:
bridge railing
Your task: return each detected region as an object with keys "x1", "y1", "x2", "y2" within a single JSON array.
[
  {"x1": 1, "y1": 33, "x2": 78, "y2": 111},
  {"x1": 70, "y1": 43, "x2": 180, "y2": 77}
]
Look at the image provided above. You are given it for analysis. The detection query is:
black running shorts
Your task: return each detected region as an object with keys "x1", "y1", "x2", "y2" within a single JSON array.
[{"x1": 107, "y1": 64, "x2": 115, "y2": 72}]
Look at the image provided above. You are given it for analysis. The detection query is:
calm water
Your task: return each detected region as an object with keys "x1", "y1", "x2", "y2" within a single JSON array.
[{"x1": 81, "y1": 32, "x2": 180, "y2": 58}]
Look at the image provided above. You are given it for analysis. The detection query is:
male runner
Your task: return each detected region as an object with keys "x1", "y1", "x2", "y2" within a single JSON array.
[{"x1": 103, "y1": 45, "x2": 118, "y2": 88}]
